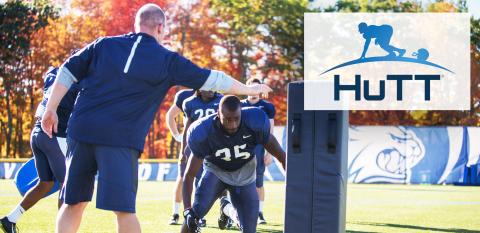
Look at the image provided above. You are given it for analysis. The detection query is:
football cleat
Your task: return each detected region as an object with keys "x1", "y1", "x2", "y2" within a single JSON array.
[
  {"x1": 183, "y1": 208, "x2": 201, "y2": 233},
  {"x1": 258, "y1": 212, "x2": 267, "y2": 225},
  {"x1": 168, "y1": 213, "x2": 179, "y2": 225},
  {"x1": 226, "y1": 218, "x2": 233, "y2": 229},
  {"x1": 218, "y1": 196, "x2": 231, "y2": 230},
  {"x1": 0, "y1": 217, "x2": 18, "y2": 233},
  {"x1": 198, "y1": 218, "x2": 206, "y2": 227}
]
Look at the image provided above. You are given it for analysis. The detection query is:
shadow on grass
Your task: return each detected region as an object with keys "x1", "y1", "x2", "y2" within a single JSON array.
[
  {"x1": 352, "y1": 221, "x2": 480, "y2": 233},
  {"x1": 201, "y1": 223, "x2": 283, "y2": 233},
  {"x1": 256, "y1": 223, "x2": 283, "y2": 233},
  {"x1": 256, "y1": 229, "x2": 283, "y2": 233},
  {"x1": 347, "y1": 231, "x2": 380, "y2": 233}
]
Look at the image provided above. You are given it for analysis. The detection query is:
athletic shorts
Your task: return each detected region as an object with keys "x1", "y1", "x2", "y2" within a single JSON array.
[
  {"x1": 31, "y1": 128, "x2": 66, "y2": 183},
  {"x1": 61, "y1": 138, "x2": 140, "y2": 213}
]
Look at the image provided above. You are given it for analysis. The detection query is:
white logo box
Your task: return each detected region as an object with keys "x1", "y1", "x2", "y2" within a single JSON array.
[{"x1": 304, "y1": 13, "x2": 470, "y2": 110}]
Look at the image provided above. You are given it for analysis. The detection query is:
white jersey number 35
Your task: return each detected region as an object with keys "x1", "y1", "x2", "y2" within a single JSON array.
[{"x1": 215, "y1": 144, "x2": 250, "y2": 161}]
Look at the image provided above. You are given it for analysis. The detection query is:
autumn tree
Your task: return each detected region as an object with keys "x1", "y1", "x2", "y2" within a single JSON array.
[
  {"x1": 0, "y1": 0, "x2": 57, "y2": 158},
  {"x1": 207, "y1": 0, "x2": 308, "y2": 125}
]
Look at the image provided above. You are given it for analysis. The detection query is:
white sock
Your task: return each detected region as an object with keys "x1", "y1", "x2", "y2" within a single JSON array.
[
  {"x1": 223, "y1": 203, "x2": 238, "y2": 223},
  {"x1": 259, "y1": 201, "x2": 264, "y2": 212},
  {"x1": 7, "y1": 205, "x2": 25, "y2": 223},
  {"x1": 173, "y1": 202, "x2": 181, "y2": 215}
]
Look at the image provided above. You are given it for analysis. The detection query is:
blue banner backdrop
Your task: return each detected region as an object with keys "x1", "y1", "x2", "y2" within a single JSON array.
[
  {"x1": 348, "y1": 126, "x2": 479, "y2": 184},
  {"x1": 1, "y1": 126, "x2": 479, "y2": 184}
]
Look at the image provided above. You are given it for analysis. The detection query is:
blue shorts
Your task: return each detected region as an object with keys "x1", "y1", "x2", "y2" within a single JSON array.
[
  {"x1": 31, "y1": 128, "x2": 66, "y2": 183},
  {"x1": 61, "y1": 138, "x2": 139, "y2": 213},
  {"x1": 193, "y1": 170, "x2": 259, "y2": 233}
]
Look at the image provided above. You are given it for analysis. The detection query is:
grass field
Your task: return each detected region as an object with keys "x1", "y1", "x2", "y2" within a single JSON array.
[{"x1": 1, "y1": 180, "x2": 479, "y2": 233}]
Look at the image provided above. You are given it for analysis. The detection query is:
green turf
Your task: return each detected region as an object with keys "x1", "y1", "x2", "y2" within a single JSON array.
[{"x1": 0, "y1": 180, "x2": 479, "y2": 232}]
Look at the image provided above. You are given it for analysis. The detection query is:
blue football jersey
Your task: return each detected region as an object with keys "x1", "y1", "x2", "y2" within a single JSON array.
[
  {"x1": 187, "y1": 107, "x2": 270, "y2": 171},
  {"x1": 241, "y1": 99, "x2": 276, "y2": 119},
  {"x1": 183, "y1": 93, "x2": 223, "y2": 122},
  {"x1": 62, "y1": 33, "x2": 210, "y2": 151},
  {"x1": 174, "y1": 89, "x2": 195, "y2": 113},
  {"x1": 35, "y1": 67, "x2": 80, "y2": 138}
]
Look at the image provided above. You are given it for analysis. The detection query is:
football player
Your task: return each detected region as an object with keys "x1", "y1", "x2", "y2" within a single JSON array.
[
  {"x1": 1, "y1": 67, "x2": 80, "y2": 233},
  {"x1": 181, "y1": 95, "x2": 285, "y2": 233}
]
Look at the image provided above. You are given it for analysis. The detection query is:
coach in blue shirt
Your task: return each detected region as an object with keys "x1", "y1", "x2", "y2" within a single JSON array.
[{"x1": 41, "y1": 4, "x2": 271, "y2": 233}]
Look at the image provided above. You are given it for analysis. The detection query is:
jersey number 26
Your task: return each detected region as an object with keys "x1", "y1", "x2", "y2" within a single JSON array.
[{"x1": 194, "y1": 108, "x2": 215, "y2": 119}]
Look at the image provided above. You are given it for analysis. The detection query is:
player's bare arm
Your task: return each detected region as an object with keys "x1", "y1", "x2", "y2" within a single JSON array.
[
  {"x1": 264, "y1": 134, "x2": 286, "y2": 170},
  {"x1": 264, "y1": 118, "x2": 275, "y2": 165},
  {"x1": 202, "y1": 70, "x2": 272, "y2": 98},
  {"x1": 42, "y1": 80, "x2": 70, "y2": 138},
  {"x1": 182, "y1": 155, "x2": 202, "y2": 209},
  {"x1": 181, "y1": 155, "x2": 203, "y2": 233},
  {"x1": 166, "y1": 104, "x2": 183, "y2": 142}
]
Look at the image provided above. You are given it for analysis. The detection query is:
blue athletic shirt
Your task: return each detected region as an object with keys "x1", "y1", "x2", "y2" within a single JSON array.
[
  {"x1": 241, "y1": 99, "x2": 276, "y2": 119},
  {"x1": 187, "y1": 107, "x2": 270, "y2": 172},
  {"x1": 174, "y1": 89, "x2": 195, "y2": 113},
  {"x1": 62, "y1": 33, "x2": 210, "y2": 151},
  {"x1": 35, "y1": 67, "x2": 80, "y2": 138},
  {"x1": 183, "y1": 93, "x2": 223, "y2": 122}
]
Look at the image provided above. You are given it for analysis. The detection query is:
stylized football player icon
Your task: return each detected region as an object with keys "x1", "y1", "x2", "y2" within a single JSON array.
[{"x1": 358, "y1": 22, "x2": 406, "y2": 59}]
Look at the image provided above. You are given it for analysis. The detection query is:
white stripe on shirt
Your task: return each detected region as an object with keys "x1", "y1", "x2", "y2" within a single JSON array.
[{"x1": 123, "y1": 35, "x2": 143, "y2": 74}]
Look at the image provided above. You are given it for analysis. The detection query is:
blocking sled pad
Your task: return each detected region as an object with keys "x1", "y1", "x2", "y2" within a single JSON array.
[{"x1": 284, "y1": 81, "x2": 348, "y2": 233}]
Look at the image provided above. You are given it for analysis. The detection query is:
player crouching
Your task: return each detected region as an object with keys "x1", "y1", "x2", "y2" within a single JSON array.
[{"x1": 181, "y1": 95, "x2": 286, "y2": 233}]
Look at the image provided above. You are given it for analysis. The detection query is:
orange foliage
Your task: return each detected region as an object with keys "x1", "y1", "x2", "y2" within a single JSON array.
[{"x1": 104, "y1": 0, "x2": 171, "y2": 36}]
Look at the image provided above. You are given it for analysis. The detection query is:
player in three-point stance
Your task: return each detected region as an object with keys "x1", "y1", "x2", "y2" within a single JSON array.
[{"x1": 181, "y1": 95, "x2": 286, "y2": 233}]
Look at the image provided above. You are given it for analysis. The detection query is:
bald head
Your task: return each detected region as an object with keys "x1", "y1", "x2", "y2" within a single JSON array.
[{"x1": 135, "y1": 4, "x2": 166, "y2": 41}]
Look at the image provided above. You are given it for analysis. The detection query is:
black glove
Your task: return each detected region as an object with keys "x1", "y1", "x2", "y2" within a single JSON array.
[{"x1": 183, "y1": 208, "x2": 200, "y2": 233}]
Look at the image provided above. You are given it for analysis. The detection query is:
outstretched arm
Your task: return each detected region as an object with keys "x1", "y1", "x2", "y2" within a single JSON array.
[
  {"x1": 168, "y1": 54, "x2": 272, "y2": 98},
  {"x1": 200, "y1": 70, "x2": 272, "y2": 98},
  {"x1": 360, "y1": 37, "x2": 371, "y2": 59},
  {"x1": 264, "y1": 134, "x2": 286, "y2": 170}
]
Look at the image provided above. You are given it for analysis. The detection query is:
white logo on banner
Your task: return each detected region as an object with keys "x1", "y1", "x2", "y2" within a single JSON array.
[
  {"x1": 4, "y1": 163, "x2": 17, "y2": 179},
  {"x1": 348, "y1": 126, "x2": 425, "y2": 183}
]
